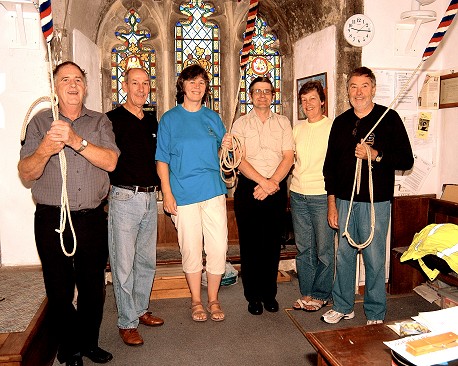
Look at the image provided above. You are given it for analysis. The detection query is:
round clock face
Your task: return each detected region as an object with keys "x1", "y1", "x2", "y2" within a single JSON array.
[{"x1": 344, "y1": 14, "x2": 374, "y2": 47}]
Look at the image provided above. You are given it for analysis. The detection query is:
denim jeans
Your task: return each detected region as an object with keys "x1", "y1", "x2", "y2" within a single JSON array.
[
  {"x1": 108, "y1": 186, "x2": 158, "y2": 329},
  {"x1": 332, "y1": 199, "x2": 390, "y2": 320},
  {"x1": 290, "y1": 192, "x2": 335, "y2": 301}
]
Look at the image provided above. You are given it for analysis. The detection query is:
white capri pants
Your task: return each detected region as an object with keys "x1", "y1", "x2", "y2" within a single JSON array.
[{"x1": 172, "y1": 194, "x2": 228, "y2": 275}]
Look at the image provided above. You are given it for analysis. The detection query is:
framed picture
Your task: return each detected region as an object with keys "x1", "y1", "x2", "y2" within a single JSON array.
[
  {"x1": 296, "y1": 72, "x2": 328, "y2": 120},
  {"x1": 439, "y1": 72, "x2": 458, "y2": 109}
]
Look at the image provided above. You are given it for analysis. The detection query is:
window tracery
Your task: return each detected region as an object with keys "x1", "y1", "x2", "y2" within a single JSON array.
[
  {"x1": 175, "y1": 0, "x2": 221, "y2": 112},
  {"x1": 240, "y1": 16, "x2": 281, "y2": 115},
  {"x1": 111, "y1": 9, "x2": 156, "y2": 109}
]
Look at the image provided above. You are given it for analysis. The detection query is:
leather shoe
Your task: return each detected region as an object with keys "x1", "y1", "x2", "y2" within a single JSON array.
[
  {"x1": 82, "y1": 347, "x2": 113, "y2": 363},
  {"x1": 119, "y1": 328, "x2": 144, "y2": 346},
  {"x1": 263, "y1": 299, "x2": 279, "y2": 312},
  {"x1": 248, "y1": 301, "x2": 263, "y2": 315},
  {"x1": 66, "y1": 354, "x2": 83, "y2": 366},
  {"x1": 139, "y1": 312, "x2": 164, "y2": 327}
]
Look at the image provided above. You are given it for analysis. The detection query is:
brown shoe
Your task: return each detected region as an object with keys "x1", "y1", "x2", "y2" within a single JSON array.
[
  {"x1": 139, "y1": 312, "x2": 164, "y2": 327},
  {"x1": 119, "y1": 328, "x2": 144, "y2": 346}
]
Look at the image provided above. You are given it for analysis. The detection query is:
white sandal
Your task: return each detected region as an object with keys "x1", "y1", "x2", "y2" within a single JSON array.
[{"x1": 292, "y1": 298, "x2": 312, "y2": 310}]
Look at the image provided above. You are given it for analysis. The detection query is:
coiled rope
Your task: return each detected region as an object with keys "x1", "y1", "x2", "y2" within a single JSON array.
[{"x1": 219, "y1": 135, "x2": 243, "y2": 186}]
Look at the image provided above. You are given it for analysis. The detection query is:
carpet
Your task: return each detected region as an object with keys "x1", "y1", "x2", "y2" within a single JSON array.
[
  {"x1": 285, "y1": 293, "x2": 441, "y2": 337},
  {"x1": 0, "y1": 268, "x2": 46, "y2": 333}
]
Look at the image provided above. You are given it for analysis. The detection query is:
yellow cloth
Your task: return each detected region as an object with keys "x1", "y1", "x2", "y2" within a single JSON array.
[
  {"x1": 290, "y1": 116, "x2": 332, "y2": 195},
  {"x1": 400, "y1": 223, "x2": 458, "y2": 280}
]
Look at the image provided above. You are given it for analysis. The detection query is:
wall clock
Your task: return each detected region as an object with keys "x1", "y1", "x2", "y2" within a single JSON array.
[{"x1": 343, "y1": 14, "x2": 375, "y2": 47}]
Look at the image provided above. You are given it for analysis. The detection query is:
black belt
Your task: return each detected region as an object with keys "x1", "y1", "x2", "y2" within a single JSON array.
[
  {"x1": 36, "y1": 203, "x2": 103, "y2": 216},
  {"x1": 116, "y1": 185, "x2": 159, "y2": 193}
]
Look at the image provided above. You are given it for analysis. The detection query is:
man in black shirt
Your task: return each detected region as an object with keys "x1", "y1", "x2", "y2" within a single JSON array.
[
  {"x1": 322, "y1": 67, "x2": 413, "y2": 325},
  {"x1": 107, "y1": 68, "x2": 164, "y2": 347}
]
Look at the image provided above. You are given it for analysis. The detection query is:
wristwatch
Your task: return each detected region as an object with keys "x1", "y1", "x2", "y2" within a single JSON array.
[
  {"x1": 77, "y1": 139, "x2": 88, "y2": 153},
  {"x1": 375, "y1": 151, "x2": 383, "y2": 163}
]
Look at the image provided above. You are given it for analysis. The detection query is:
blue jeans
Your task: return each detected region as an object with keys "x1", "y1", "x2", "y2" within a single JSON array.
[
  {"x1": 332, "y1": 199, "x2": 390, "y2": 320},
  {"x1": 108, "y1": 186, "x2": 158, "y2": 329},
  {"x1": 290, "y1": 192, "x2": 335, "y2": 301}
]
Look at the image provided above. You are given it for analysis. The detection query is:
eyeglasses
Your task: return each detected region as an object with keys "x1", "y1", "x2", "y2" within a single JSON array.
[
  {"x1": 252, "y1": 89, "x2": 273, "y2": 96},
  {"x1": 352, "y1": 119, "x2": 361, "y2": 137}
]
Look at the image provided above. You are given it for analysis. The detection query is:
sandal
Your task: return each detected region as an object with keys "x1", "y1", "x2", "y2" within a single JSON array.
[
  {"x1": 191, "y1": 302, "x2": 207, "y2": 322},
  {"x1": 292, "y1": 298, "x2": 312, "y2": 310},
  {"x1": 304, "y1": 299, "x2": 328, "y2": 312},
  {"x1": 206, "y1": 300, "x2": 225, "y2": 322}
]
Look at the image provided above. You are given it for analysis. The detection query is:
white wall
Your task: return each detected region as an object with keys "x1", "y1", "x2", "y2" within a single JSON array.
[
  {"x1": 292, "y1": 26, "x2": 337, "y2": 125},
  {"x1": 0, "y1": 4, "x2": 50, "y2": 265},
  {"x1": 73, "y1": 29, "x2": 102, "y2": 112},
  {"x1": 363, "y1": 0, "x2": 458, "y2": 196}
]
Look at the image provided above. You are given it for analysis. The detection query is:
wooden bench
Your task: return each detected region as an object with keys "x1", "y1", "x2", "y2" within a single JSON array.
[
  {"x1": 389, "y1": 194, "x2": 458, "y2": 294},
  {"x1": 0, "y1": 299, "x2": 57, "y2": 366}
]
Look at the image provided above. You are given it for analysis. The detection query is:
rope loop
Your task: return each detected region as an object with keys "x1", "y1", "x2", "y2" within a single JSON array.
[
  {"x1": 219, "y1": 135, "x2": 243, "y2": 186},
  {"x1": 343, "y1": 143, "x2": 376, "y2": 249}
]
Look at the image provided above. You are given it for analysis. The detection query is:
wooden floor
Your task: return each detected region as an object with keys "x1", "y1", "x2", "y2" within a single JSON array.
[{"x1": 0, "y1": 298, "x2": 57, "y2": 366}]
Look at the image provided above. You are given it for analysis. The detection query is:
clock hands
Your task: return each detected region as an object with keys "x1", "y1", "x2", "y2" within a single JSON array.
[{"x1": 349, "y1": 25, "x2": 371, "y2": 33}]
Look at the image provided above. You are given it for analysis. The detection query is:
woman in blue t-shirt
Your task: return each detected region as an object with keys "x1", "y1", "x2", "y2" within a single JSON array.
[{"x1": 156, "y1": 65, "x2": 232, "y2": 322}]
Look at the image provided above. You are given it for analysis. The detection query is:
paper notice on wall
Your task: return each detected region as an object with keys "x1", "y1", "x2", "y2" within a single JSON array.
[
  {"x1": 373, "y1": 69, "x2": 418, "y2": 110},
  {"x1": 418, "y1": 73, "x2": 440, "y2": 109},
  {"x1": 416, "y1": 112, "x2": 432, "y2": 139},
  {"x1": 394, "y1": 71, "x2": 418, "y2": 110},
  {"x1": 400, "y1": 155, "x2": 432, "y2": 194}
]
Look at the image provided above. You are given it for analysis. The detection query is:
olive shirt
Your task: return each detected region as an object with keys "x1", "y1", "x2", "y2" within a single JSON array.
[
  {"x1": 231, "y1": 109, "x2": 294, "y2": 178},
  {"x1": 20, "y1": 106, "x2": 120, "y2": 210}
]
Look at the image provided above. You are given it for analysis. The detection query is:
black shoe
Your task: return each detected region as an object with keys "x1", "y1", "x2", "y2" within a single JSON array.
[
  {"x1": 263, "y1": 299, "x2": 279, "y2": 312},
  {"x1": 66, "y1": 354, "x2": 83, "y2": 366},
  {"x1": 82, "y1": 347, "x2": 113, "y2": 364},
  {"x1": 248, "y1": 301, "x2": 263, "y2": 315}
]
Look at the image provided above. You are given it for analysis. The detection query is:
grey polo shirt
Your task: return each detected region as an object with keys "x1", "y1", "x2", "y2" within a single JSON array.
[{"x1": 20, "y1": 106, "x2": 120, "y2": 210}]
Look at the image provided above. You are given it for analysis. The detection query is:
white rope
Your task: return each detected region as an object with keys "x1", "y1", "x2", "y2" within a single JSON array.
[
  {"x1": 343, "y1": 61, "x2": 425, "y2": 249},
  {"x1": 342, "y1": 143, "x2": 375, "y2": 249},
  {"x1": 20, "y1": 43, "x2": 77, "y2": 257},
  {"x1": 219, "y1": 135, "x2": 243, "y2": 186}
]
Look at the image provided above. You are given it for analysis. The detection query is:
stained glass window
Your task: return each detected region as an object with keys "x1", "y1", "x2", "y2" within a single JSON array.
[
  {"x1": 240, "y1": 16, "x2": 281, "y2": 115},
  {"x1": 111, "y1": 9, "x2": 156, "y2": 109},
  {"x1": 175, "y1": 0, "x2": 220, "y2": 113}
]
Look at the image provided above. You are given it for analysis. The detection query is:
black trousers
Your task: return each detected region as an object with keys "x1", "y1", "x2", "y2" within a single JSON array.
[
  {"x1": 34, "y1": 204, "x2": 108, "y2": 362},
  {"x1": 234, "y1": 175, "x2": 287, "y2": 303}
]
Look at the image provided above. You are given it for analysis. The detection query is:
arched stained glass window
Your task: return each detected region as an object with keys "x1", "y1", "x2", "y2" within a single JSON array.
[
  {"x1": 240, "y1": 16, "x2": 281, "y2": 115},
  {"x1": 175, "y1": 0, "x2": 220, "y2": 113},
  {"x1": 111, "y1": 9, "x2": 156, "y2": 109}
]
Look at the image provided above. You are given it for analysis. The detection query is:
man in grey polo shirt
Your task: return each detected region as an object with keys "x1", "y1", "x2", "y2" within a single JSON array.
[{"x1": 18, "y1": 61, "x2": 120, "y2": 366}]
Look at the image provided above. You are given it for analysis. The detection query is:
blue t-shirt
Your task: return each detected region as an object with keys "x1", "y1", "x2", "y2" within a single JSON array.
[{"x1": 155, "y1": 104, "x2": 227, "y2": 205}]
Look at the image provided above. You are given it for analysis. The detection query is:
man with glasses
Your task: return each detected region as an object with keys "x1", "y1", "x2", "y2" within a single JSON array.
[
  {"x1": 322, "y1": 67, "x2": 413, "y2": 325},
  {"x1": 232, "y1": 76, "x2": 294, "y2": 315}
]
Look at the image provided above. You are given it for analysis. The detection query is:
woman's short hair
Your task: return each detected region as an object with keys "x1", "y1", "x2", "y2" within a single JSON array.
[
  {"x1": 176, "y1": 64, "x2": 210, "y2": 104},
  {"x1": 298, "y1": 80, "x2": 326, "y2": 103}
]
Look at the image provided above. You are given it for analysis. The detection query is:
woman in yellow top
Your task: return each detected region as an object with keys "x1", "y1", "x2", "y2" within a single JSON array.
[{"x1": 290, "y1": 81, "x2": 335, "y2": 311}]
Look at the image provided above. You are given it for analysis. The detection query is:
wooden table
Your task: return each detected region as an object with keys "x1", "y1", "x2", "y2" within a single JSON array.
[{"x1": 305, "y1": 324, "x2": 398, "y2": 366}]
